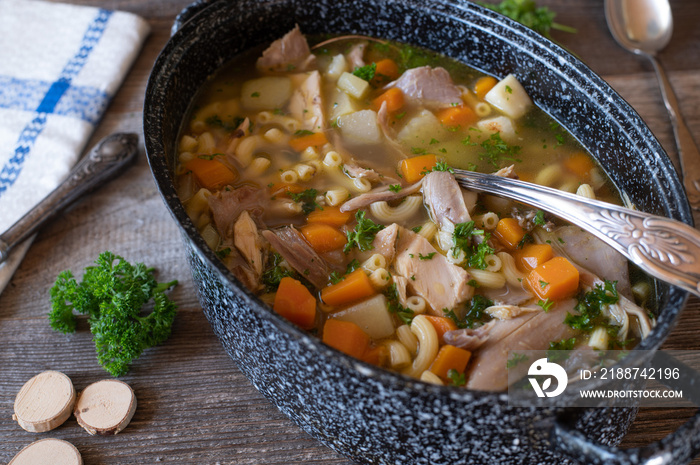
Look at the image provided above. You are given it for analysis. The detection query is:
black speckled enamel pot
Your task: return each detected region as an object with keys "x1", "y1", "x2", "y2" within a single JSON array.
[{"x1": 144, "y1": 1, "x2": 700, "y2": 463}]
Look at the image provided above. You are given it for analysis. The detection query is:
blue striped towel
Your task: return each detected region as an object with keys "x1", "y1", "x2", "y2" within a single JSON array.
[{"x1": 0, "y1": 0, "x2": 150, "y2": 293}]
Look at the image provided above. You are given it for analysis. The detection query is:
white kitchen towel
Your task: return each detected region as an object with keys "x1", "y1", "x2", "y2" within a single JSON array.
[{"x1": 0, "y1": 0, "x2": 150, "y2": 294}]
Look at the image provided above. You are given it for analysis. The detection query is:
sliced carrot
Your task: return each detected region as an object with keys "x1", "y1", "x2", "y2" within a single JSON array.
[
  {"x1": 563, "y1": 152, "x2": 596, "y2": 180},
  {"x1": 306, "y1": 206, "x2": 352, "y2": 227},
  {"x1": 362, "y1": 344, "x2": 388, "y2": 366},
  {"x1": 474, "y1": 76, "x2": 498, "y2": 100},
  {"x1": 300, "y1": 223, "x2": 347, "y2": 253},
  {"x1": 269, "y1": 182, "x2": 305, "y2": 197},
  {"x1": 322, "y1": 319, "x2": 371, "y2": 360},
  {"x1": 429, "y1": 345, "x2": 472, "y2": 381},
  {"x1": 185, "y1": 157, "x2": 237, "y2": 190},
  {"x1": 527, "y1": 256, "x2": 580, "y2": 301},
  {"x1": 399, "y1": 154, "x2": 438, "y2": 183},
  {"x1": 423, "y1": 316, "x2": 458, "y2": 345},
  {"x1": 320, "y1": 269, "x2": 376, "y2": 307},
  {"x1": 493, "y1": 218, "x2": 526, "y2": 250},
  {"x1": 273, "y1": 277, "x2": 317, "y2": 329},
  {"x1": 372, "y1": 58, "x2": 400, "y2": 86},
  {"x1": 371, "y1": 87, "x2": 404, "y2": 113},
  {"x1": 514, "y1": 243, "x2": 554, "y2": 272},
  {"x1": 436, "y1": 105, "x2": 477, "y2": 129},
  {"x1": 289, "y1": 131, "x2": 328, "y2": 152}
]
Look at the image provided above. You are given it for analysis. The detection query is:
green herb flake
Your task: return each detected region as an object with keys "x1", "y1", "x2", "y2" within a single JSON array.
[{"x1": 344, "y1": 211, "x2": 385, "y2": 253}]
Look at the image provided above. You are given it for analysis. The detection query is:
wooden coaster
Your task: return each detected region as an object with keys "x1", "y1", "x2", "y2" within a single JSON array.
[
  {"x1": 8, "y1": 438, "x2": 82, "y2": 465},
  {"x1": 74, "y1": 379, "x2": 137, "y2": 435},
  {"x1": 13, "y1": 371, "x2": 76, "y2": 432}
]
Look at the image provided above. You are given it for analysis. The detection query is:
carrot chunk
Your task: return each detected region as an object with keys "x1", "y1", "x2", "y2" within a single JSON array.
[
  {"x1": 372, "y1": 58, "x2": 400, "y2": 85},
  {"x1": 371, "y1": 87, "x2": 404, "y2": 113},
  {"x1": 493, "y1": 218, "x2": 526, "y2": 250},
  {"x1": 322, "y1": 319, "x2": 371, "y2": 360},
  {"x1": 399, "y1": 154, "x2": 438, "y2": 183},
  {"x1": 362, "y1": 344, "x2": 388, "y2": 366},
  {"x1": 429, "y1": 345, "x2": 472, "y2": 381},
  {"x1": 474, "y1": 76, "x2": 498, "y2": 100},
  {"x1": 306, "y1": 206, "x2": 352, "y2": 227},
  {"x1": 514, "y1": 243, "x2": 554, "y2": 272},
  {"x1": 289, "y1": 131, "x2": 328, "y2": 152},
  {"x1": 527, "y1": 256, "x2": 580, "y2": 301},
  {"x1": 300, "y1": 223, "x2": 347, "y2": 253},
  {"x1": 563, "y1": 152, "x2": 596, "y2": 180},
  {"x1": 424, "y1": 315, "x2": 458, "y2": 345},
  {"x1": 269, "y1": 182, "x2": 305, "y2": 197},
  {"x1": 273, "y1": 277, "x2": 317, "y2": 329},
  {"x1": 436, "y1": 105, "x2": 477, "y2": 129},
  {"x1": 320, "y1": 269, "x2": 376, "y2": 307},
  {"x1": 185, "y1": 157, "x2": 237, "y2": 190}
]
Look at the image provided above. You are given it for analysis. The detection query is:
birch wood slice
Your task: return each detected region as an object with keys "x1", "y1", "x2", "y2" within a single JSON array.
[
  {"x1": 12, "y1": 371, "x2": 76, "y2": 433},
  {"x1": 8, "y1": 438, "x2": 82, "y2": 465},
  {"x1": 74, "y1": 379, "x2": 137, "y2": 435}
]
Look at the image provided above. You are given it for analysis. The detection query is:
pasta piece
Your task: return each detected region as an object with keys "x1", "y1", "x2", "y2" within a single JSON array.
[
  {"x1": 178, "y1": 151, "x2": 195, "y2": 164},
  {"x1": 362, "y1": 254, "x2": 387, "y2": 273},
  {"x1": 369, "y1": 195, "x2": 422, "y2": 223},
  {"x1": 197, "y1": 131, "x2": 217, "y2": 155},
  {"x1": 236, "y1": 134, "x2": 263, "y2": 166},
  {"x1": 483, "y1": 254, "x2": 502, "y2": 273},
  {"x1": 588, "y1": 326, "x2": 609, "y2": 351},
  {"x1": 323, "y1": 150, "x2": 343, "y2": 168},
  {"x1": 396, "y1": 324, "x2": 418, "y2": 355},
  {"x1": 474, "y1": 101, "x2": 491, "y2": 117},
  {"x1": 280, "y1": 170, "x2": 299, "y2": 184},
  {"x1": 384, "y1": 340, "x2": 412, "y2": 369},
  {"x1": 179, "y1": 135, "x2": 198, "y2": 152},
  {"x1": 472, "y1": 212, "x2": 499, "y2": 230},
  {"x1": 294, "y1": 163, "x2": 316, "y2": 182},
  {"x1": 632, "y1": 281, "x2": 651, "y2": 303},
  {"x1": 244, "y1": 157, "x2": 271, "y2": 177},
  {"x1": 497, "y1": 251, "x2": 527, "y2": 288},
  {"x1": 369, "y1": 268, "x2": 391, "y2": 289},
  {"x1": 300, "y1": 146, "x2": 320, "y2": 161},
  {"x1": 405, "y1": 296, "x2": 426, "y2": 315},
  {"x1": 420, "y1": 370, "x2": 444, "y2": 385},
  {"x1": 576, "y1": 183, "x2": 596, "y2": 199},
  {"x1": 534, "y1": 164, "x2": 563, "y2": 187},
  {"x1": 352, "y1": 176, "x2": 372, "y2": 193},
  {"x1": 446, "y1": 247, "x2": 467, "y2": 266},
  {"x1": 403, "y1": 315, "x2": 439, "y2": 378},
  {"x1": 268, "y1": 199, "x2": 303, "y2": 216},
  {"x1": 326, "y1": 188, "x2": 350, "y2": 206},
  {"x1": 415, "y1": 221, "x2": 438, "y2": 241},
  {"x1": 467, "y1": 268, "x2": 506, "y2": 289},
  {"x1": 326, "y1": 54, "x2": 348, "y2": 81},
  {"x1": 263, "y1": 127, "x2": 287, "y2": 145}
]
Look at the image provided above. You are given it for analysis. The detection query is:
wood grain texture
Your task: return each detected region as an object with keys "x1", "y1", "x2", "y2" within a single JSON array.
[{"x1": 1, "y1": 0, "x2": 698, "y2": 463}]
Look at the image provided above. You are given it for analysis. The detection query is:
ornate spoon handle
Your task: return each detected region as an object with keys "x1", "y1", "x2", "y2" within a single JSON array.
[
  {"x1": 453, "y1": 169, "x2": 700, "y2": 297},
  {"x1": 0, "y1": 133, "x2": 139, "y2": 264}
]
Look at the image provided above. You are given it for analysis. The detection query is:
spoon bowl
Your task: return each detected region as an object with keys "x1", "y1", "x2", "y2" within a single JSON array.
[{"x1": 605, "y1": 0, "x2": 700, "y2": 210}]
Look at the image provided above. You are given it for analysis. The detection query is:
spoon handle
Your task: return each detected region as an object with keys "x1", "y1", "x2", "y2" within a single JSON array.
[
  {"x1": 453, "y1": 168, "x2": 700, "y2": 297},
  {"x1": 648, "y1": 54, "x2": 700, "y2": 211},
  {"x1": 0, "y1": 133, "x2": 139, "y2": 264}
]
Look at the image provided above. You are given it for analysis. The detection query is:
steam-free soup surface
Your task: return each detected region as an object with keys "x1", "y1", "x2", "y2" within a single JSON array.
[{"x1": 175, "y1": 27, "x2": 654, "y2": 390}]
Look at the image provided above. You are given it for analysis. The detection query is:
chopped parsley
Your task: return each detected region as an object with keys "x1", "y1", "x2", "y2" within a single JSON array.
[
  {"x1": 537, "y1": 298, "x2": 553, "y2": 312},
  {"x1": 261, "y1": 253, "x2": 297, "y2": 292},
  {"x1": 251, "y1": 91, "x2": 260, "y2": 97},
  {"x1": 477, "y1": 0, "x2": 577, "y2": 40},
  {"x1": 506, "y1": 353, "x2": 530, "y2": 368},
  {"x1": 444, "y1": 294, "x2": 493, "y2": 329},
  {"x1": 564, "y1": 280, "x2": 619, "y2": 333},
  {"x1": 452, "y1": 221, "x2": 494, "y2": 270},
  {"x1": 447, "y1": 369, "x2": 467, "y2": 386},
  {"x1": 389, "y1": 184, "x2": 402, "y2": 193},
  {"x1": 344, "y1": 210, "x2": 385, "y2": 253},
  {"x1": 478, "y1": 132, "x2": 522, "y2": 168},
  {"x1": 329, "y1": 259, "x2": 361, "y2": 284},
  {"x1": 547, "y1": 337, "x2": 577, "y2": 362},
  {"x1": 288, "y1": 188, "x2": 320, "y2": 214},
  {"x1": 384, "y1": 283, "x2": 414, "y2": 325},
  {"x1": 205, "y1": 115, "x2": 245, "y2": 132},
  {"x1": 533, "y1": 210, "x2": 546, "y2": 226},
  {"x1": 293, "y1": 129, "x2": 315, "y2": 137},
  {"x1": 418, "y1": 252, "x2": 437, "y2": 260},
  {"x1": 352, "y1": 62, "x2": 376, "y2": 82}
]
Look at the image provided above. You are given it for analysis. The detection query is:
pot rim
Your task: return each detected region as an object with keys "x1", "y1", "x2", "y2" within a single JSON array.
[{"x1": 143, "y1": 0, "x2": 692, "y2": 403}]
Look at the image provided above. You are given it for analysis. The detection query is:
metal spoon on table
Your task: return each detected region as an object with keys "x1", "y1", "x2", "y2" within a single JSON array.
[
  {"x1": 0, "y1": 133, "x2": 139, "y2": 264},
  {"x1": 605, "y1": 0, "x2": 700, "y2": 210},
  {"x1": 453, "y1": 169, "x2": 700, "y2": 298}
]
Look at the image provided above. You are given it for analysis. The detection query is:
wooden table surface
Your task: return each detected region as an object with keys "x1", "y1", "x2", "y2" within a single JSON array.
[{"x1": 1, "y1": 0, "x2": 699, "y2": 463}]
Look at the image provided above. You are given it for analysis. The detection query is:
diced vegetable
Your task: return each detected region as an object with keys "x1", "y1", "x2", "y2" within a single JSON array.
[
  {"x1": 300, "y1": 223, "x2": 347, "y2": 253},
  {"x1": 527, "y1": 256, "x2": 580, "y2": 301},
  {"x1": 563, "y1": 152, "x2": 595, "y2": 180},
  {"x1": 322, "y1": 319, "x2": 371, "y2": 359},
  {"x1": 185, "y1": 157, "x2": 237, "y2": 190},
  {"x1": 289, "y1": 131, "x2": 328, "y2": 152},
  {"x1": 372, "y1": 58, "x2": 399, "y2": 86},
  {"x1": 269, "y1": 182, "x2": 306, "y2": 197},
  {"x1": 306, "y1": 206, "x2": 352, "y2": 227},
  {"x1": 273, "y1": 277, "x2": 317, "y2": 329},
  {"x1": 371, "y1": 87, "x2": 404, "y2": 113},
  {"x1": 436, "y1": 105, "x2": 477, "y2": 129},
  {"x1": 423, "y1": 315, "x2": 458, "y2": 345},
  {"x1": 321, "y1": 269, "x2": 376, "y2": 307},
  {"x1": 338, "y1": 72, "x2": 371, "y2": 99},
  {"x1": 476, "y1": 116, "x2": 517, "y2": 143},
  {"x1": 331, "y1": 294, "x2": 395, "y2": 339},
  {"x1": 484, "y1": 74, "x2": 532, "y2": 119},
  {"x1": 362, "y1": 344, "x2": 388, "y2": 366},
  {"x1": 514, "y1": 243, "x2": 554, "y2": 271},
  {"x1": 493, "y1": 218, "x2": 526, "y2": 250},
  {"x1": 338, "y1": 110, "x2": 382, "y2": 145},
  {"x1": 399, "y1": 154, "x2": 438, "y2": 183},
  {"x1": 429, "y1": 345, "x2": 472, "y2": 381},
  {"x1": 241, "y1": 76, "x2": 292, "y2": 110},
  {"x1": 474, "y1": 76, "x2": 498, "y2": 100}
]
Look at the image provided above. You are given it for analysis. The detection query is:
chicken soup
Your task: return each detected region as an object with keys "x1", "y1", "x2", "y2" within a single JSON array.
[{"x1": 174, "y1": 27, "x2": 655, "y2": 390}]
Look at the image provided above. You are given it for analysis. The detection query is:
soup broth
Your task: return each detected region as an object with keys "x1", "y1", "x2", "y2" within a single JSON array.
[{"x1": 175, "y1": 28, "x2": 654, "y2": 390}]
